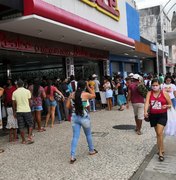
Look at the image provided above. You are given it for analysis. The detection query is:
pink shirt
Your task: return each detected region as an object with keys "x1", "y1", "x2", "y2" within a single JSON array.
[
  {"x1": 44, "y1": 86, "x2": 57, "y2": 99},
  {"x1": 129, "y1": 82, "x2": 144, "y2": 103}
]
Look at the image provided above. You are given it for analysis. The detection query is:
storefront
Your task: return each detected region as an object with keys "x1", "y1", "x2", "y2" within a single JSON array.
[{"x1": 0, "y1": 0, "x2": 137, "y2": 80}]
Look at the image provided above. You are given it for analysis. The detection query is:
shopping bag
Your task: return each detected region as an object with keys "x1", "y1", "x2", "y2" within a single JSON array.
[{"x1": 164, "y1": 107, "x2": 176, "y2": 136}]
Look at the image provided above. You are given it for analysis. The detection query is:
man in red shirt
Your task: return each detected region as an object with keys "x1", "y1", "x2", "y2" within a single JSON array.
[{"x1": 126, "y1": 74, "x2": 145, "y2": 135}]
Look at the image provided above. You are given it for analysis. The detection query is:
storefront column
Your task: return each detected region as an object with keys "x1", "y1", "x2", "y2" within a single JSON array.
[
  {"x1": 65, "y1": 57, "x2": 74, "y2": 78},
  {"x1": 103, "y1": 60, "x2": 110, "y2": 76}
]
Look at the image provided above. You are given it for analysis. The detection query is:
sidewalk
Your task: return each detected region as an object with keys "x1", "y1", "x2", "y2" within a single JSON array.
[
  {"x1": 0, "y1": 107, "x2": 156, "y2": 180},
  {"x1": 138, "y1": 136, "x2": 176, "y2": 180}
]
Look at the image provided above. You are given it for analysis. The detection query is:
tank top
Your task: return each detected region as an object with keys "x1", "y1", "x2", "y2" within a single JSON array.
[{"x1": 149, "y1": 90, "x2": 167, "y2": 114}]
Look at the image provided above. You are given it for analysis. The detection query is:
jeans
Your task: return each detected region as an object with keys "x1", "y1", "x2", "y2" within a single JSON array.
[
  {"x1": 56, "y1": 102, "x2": 62, "y2": 121},
  {"x1": 171, "y1": 98, "x2": 176, "y2": 109},
  {"x1": 89, "y1": 99, "x2": 96, "y2": 111},
  {"x1": 70, "y1": 112, "x2": 94, "y2": 158}
]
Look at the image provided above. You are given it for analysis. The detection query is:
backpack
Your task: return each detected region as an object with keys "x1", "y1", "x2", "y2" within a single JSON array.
[{"x1": 137, "y1": 83, "x2": 148, "y2": 98}]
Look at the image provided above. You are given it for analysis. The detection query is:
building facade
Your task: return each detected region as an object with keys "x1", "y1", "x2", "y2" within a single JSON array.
[{"x1": 0, "y1": 0, "x2": 140, "y2": 81}]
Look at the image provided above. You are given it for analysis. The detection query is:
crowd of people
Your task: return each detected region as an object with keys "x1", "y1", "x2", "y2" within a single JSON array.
[{"x1": 0, "y1": 71, "x2": 176, "y2": 163}]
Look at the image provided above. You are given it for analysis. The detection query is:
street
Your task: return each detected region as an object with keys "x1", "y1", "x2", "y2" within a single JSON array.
[{"x1": 0, "y1": 107, "x2": 156, "y2": 180}]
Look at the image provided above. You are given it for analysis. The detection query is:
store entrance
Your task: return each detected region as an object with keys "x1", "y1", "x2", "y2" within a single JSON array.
[
  {"x1": 0, "y1": 49, "x2": 65, "y2": 84},
  {"x1": 74, "y1": 58, "x2": 102, "y2": 80}
]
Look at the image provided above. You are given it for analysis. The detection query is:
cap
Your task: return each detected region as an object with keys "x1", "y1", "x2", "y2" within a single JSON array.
[
  {"x1": 133, "y1": 74, "x2": 140, "y2": 80},
  {"x1": 92, "y1": 74, "x2": 97, "y2": 78},
  {"x1": 129, "y1": 73, "x2": 134, "y2": 77}
]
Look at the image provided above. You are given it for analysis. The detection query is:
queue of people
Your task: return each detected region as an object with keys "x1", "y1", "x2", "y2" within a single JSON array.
[{"x1": 0, "y1": 72, "x2": 176, "y2": 164}]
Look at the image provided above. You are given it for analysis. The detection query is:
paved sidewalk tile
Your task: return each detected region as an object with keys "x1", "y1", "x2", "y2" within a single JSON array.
[{"x1": 0, "y1": 107, "x2": 156, "y2": 180}]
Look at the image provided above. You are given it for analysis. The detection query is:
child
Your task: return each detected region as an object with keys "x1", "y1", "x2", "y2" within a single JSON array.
[{"x1": 6, "y1": 107, "x2": 18, "y2": 142}]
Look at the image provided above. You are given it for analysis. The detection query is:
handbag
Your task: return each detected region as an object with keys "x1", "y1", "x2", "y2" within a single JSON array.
[
  {"x1": 144, "y1": 92, "x2": 160, "y2": 122},
  {"x1": 54, "y1": 92, "x2": 63, "y2": 102}
]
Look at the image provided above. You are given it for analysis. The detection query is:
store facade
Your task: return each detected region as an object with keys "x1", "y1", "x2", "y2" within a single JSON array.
[{"x1": 0, "y1": 0, "x2": 137, "y2": 81}]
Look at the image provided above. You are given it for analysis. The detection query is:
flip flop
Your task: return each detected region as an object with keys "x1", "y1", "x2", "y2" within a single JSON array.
[
  {"x1": 89, "y1": 149, "x2": 98, "y2": 155},
  {"x1": 70, "y1": 158, "x2": 76, "y2": 164},
  {"x1": 0, "y1": 149, "x2": 4, "y2": 153},
  {"x1": 158, "y1": 155, "x2": 164, "y2": 161}
]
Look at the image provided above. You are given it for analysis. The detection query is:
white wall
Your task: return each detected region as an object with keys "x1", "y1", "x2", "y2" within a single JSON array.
[{"x1": 43, "y1": 0, "x2": 136, "y2": 36}]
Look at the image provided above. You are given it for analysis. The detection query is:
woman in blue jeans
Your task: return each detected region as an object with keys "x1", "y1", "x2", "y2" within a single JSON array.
[{"x1": 66, "y1": 80, "x2": 98, "y2": 164}]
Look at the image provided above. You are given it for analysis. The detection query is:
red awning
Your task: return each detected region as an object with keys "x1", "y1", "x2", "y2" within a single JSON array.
[{"x1": 23, "y1": 0, "x2": 135, "y2": 47}]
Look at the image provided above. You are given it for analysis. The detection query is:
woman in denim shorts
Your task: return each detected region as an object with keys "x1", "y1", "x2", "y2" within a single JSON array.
[
  {"x1": 44, "y1": 79, "x2": 64, "y2": 128},
  {"x1": 66, "y1": 80, "x2": 98, "y2": 164}
]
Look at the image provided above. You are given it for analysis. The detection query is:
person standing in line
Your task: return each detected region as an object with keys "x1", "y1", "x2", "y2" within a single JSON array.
[
  {"x1": 4, "y1": 78, "x2": 18, "y2": 141},
  {"x1": 126, "y1": 74, "x2": 145, "y2": 135},
  {"x1": 12, "y1": 79, "x2": 34, "y2": 144},
  {"x1": 103, "y1": 78, "x2": 113, "y2": 111},
  {"x1": 92, "y1": 74, "x2": 101, "y2": 109},
  {"x1": 144, "y1": 79, "x2": 172, "y2": 161},
  {"x1": 44, "y1": 79, "x2": 64, "y2": 127},
  {"x1": 28, "y1": 78, "x2": 46, "y2": 132},
  {"x1": 0, "y1": 87, "x2": 5, "y2": 153},
  {"x1": 66, "y1": 80, "x2": 98, "y2": 164},
  {"x1": 88, "y1": 75, "x2": 96, "y2": 112}
]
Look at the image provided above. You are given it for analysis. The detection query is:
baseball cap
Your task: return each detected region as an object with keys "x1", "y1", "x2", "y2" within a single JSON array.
[
  {"x1": 129, "y1": 73, "x2": 134, "y2": 77},
  {"x1": 133, "y1": 74, "x2": 140, "y2": 80},
  {"x1": 92, "y1": 74, "x2": 97, "y2": 78}
]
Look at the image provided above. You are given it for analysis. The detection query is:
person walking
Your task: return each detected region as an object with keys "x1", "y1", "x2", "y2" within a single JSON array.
[
  {"x1": 144, "y1": 79, "x2": 172, "y2": 161},
  {"x1": 66, "y1": 80, "x2": 98, "y2": 164},
  {"x1": 126, "y1": 74, "x2": 144, "y2": 135},
  {"x1": 12, "y1": 79, "x2": 34, "y2": 144}
]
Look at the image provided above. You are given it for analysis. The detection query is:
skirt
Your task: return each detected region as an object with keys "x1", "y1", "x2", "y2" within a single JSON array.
[
  {"x1": 117, "y1": 94, "x2": 126, "y2": 106},
  {"x1": 6, "y1": 107, "x2": 18, "y2": 129},
  {"x1": 105, "y1": 89, "x2": 113, "y2": 98}
]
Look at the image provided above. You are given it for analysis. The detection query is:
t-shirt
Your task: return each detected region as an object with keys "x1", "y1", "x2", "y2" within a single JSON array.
[
  {"x1": 129, "y1": 82, "x2": 144, "y2": 103},
  {"x1": 88, "y1": 80, "x2": 95, "y2": 91},
  {"x1": 4, "y1": 86, "x2": 16, "y2": 107},
  {"x1": 44, "y1": 86, "x2": 57, "y2": 99},
  {"x1": 94, "y1": 79, "x2": 100, "y2": 92},
  {"x1": 12, "y1": 87, "x2": 31, "y2": 112},
  {"x1": 28, "y1": 85, "x2": 44, "y2": 106},
  {"x1": 161, "y1": 83, "x2": 176, "y2": 99}
]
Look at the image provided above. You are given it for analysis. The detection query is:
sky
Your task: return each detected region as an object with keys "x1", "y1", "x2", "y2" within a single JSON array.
[{"x1": 135, "y1": 0, "x2": 176, "y2": 19}]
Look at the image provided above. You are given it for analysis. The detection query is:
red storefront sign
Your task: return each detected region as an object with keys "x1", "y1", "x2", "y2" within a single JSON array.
[{"x1": 0, "y1": 31, "x2": 108, "y2": 60}]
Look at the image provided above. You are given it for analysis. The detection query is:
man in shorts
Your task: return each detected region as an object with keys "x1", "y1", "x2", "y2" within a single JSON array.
[
  {"x1": 126, "y1": 74, "x2": 145, "y2": 135},
  {"x1": 12, "y1": 79, "x2": 34, "y2": 144}
]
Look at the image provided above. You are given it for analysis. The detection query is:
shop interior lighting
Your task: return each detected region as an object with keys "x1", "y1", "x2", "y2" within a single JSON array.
[{"x1": 124, "y1": 53, "x2": 129, "y2": 56}]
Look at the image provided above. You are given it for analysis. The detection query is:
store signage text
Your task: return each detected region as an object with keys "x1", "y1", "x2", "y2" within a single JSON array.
[
  {"x1": 81, "y1": 0, "x2": 120, "y2": 21},
  {"x1": 0, "y1": 31, "x2": 108, "y2": 60}
]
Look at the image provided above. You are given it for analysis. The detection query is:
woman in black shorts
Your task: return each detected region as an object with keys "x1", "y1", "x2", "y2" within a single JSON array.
[{"x1": 144, "y1": 79, "x2": 172, "y2": 161}]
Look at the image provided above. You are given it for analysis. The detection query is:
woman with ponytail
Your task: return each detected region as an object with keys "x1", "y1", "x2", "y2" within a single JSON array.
[{"x1": 66, "y1": 80, "x2": 98, "y2": 164}]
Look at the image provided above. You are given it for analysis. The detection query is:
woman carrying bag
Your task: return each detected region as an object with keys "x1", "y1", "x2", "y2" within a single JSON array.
[{"x1": 144, "y1": 79, "x2": 172, "y2": 162}]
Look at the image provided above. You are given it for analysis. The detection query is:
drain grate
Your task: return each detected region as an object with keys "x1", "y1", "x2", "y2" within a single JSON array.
[
  {"x1": 92, "y1": 132, "x2": 109, "y2": 137},
  {"x1": 113, "y1": 125, "x2": 136, "y2": 130}
]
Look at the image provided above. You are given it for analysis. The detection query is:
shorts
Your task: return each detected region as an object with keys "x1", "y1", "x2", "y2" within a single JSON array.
[
  {"x1": 45, "y1": 98, "x2": 57, "y2": 107},
  {"x1": 150, "y1": 112, "x2": 167, "y2": 127},
  {"x1": 132, "y1": 103, "x2": 144, "y2": 120},
  {"x1": 31, "y1": 106, "x2": 43, "y2": 112},
  {"x1": 16, "y1": 112, "x2": 33, "y2": 130}
]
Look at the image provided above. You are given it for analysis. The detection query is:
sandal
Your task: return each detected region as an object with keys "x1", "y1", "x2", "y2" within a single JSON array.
[
  {"x1": 37, "y1": 127, "x2": 46, "y2": 132},
  {"x1": 136, "y1": 131, "x2": 142, "y2": 135},
  {"x1": 70, "y1": 158, "x2": 76, "y2": 164},
  {"x1": 158, "y1": 155, "x2": 164, "y2": 161},
  {"x1": 89, "y1": 149, "x2": 98, "y2": 155},
  {"x1": 27, "y1": 138, "x2": 34, "y2": 145},
  {"x1": 0, "y1": 149, "x2": 4, "y2": 153}
]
